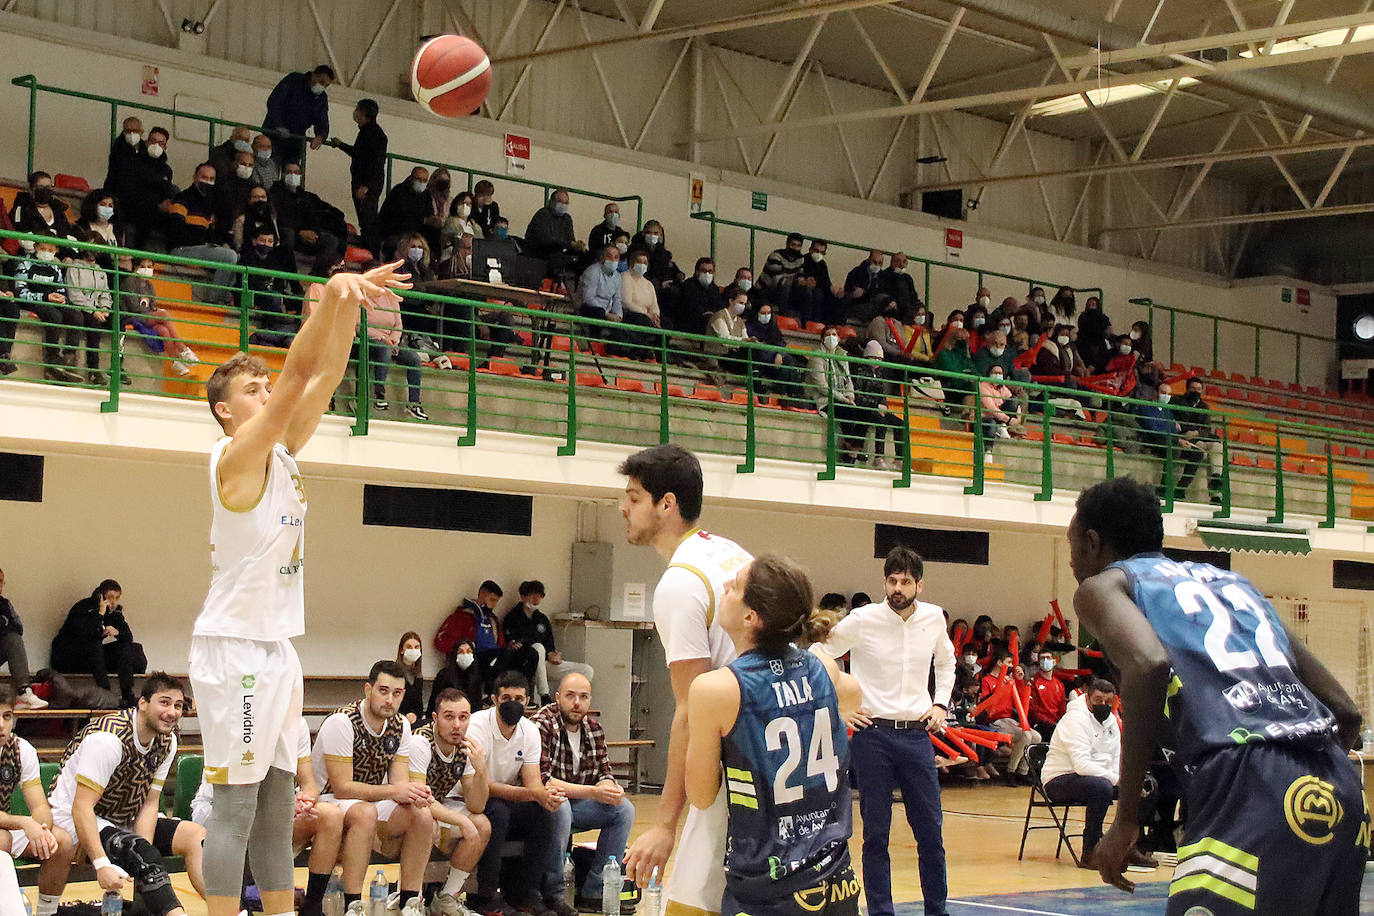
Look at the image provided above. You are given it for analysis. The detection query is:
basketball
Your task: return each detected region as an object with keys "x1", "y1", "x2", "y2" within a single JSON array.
[{"x1": 411, "y1": 34, "x2": 491, "y2": 117}]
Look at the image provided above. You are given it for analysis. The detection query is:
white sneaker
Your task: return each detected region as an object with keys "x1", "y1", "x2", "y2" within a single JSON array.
[
  {"x1": 984, "y1": 451, "x2": 994, "y2": 465},
  {"x1": 171, "y1": 360, "x2": 192, "y2": 377},
  {"x1": 402, "y1": 896, "x2": 429, "y2": 916},
  {"x1": 429, "y1": 894, "x2": 469, "y2": 916},
  {"x1": 180, "y1": 346, "x2": 199, "y2": 363},
  {"x1": 345, "y1": 903, "x2": 368, "y2": 916},
  {"x1": 15, "y1": 688, "x2": 47, "y2": 710}
]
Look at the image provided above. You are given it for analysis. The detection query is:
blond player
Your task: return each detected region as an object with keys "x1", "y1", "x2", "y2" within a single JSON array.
[
  {"x1": 617, "y1": 445, "x2": 752, "y2": 916},
  {"x1": 193, "y1": 262, "x2": 411, "y2": 916}
]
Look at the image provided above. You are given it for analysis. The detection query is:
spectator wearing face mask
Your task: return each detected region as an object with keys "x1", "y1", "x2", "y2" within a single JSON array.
[
  {"x1": 443, "y1": 190, "x2": 482, "y2": 256},
  {"x1": 490, "y1": 216, "x2": 519, "y2": 248},
  {"x1": 976, "y1": 650, "x2": 1040, "y2": 784},
  {"x1": 326, "y1": 98, "x2": 387, "y2": 252},
  {"x1": 707, "y1": 288, "x2": 752, "y2": 378},
  {"x1": 1032, "y1": 324, "x2": 1080, "y2": 385},
  {"x1": 807, "y1": 327, "x2": 864, "y2": 464},
  {"x1": 934, "y1": 326, "x2": 976, "y2": 420},
  {"x1": 619, "y1": 249, "x2": 662, "y2": 356},
  {"x1": 332, "y1": 259, "x2": 427, "y2": 419},
  {"x1": 503, "y1": 581, "x2": 594, "y2": 705},
  {"x1": 231, "y1": 185, "x2": 279, "y2": 252},
  {"x1": 874, "y1": 252, "x2": 920, "y2": 320},
  {"x1": 242, "y1": 228, "x2": 303, "y2": 348},
  {"x1": 262, "y1": 64, "x2": 334, "y2": 166},
  {"x1": 9, "y1": 171, "x2": 75, "y2": 248},
  {"x1": 852, "y1": 340, "x2": 906, "y2": 470},
  {"x1": 865, "y1": 298, "x2": 916, "y2": 365},
  {"x1": 107, "y1": 116, "x2": 151, "y2": 203},
  {"x1": 215, "y1": 150, "x2": 261, "y2": 231},
  {"x1": 725, "y1": 266, "x2": 756, "y2": 303},
  {"x1": 964, "y1": 302, "x2": 989, "y2": 351},
  {"x1": 63, "y1": 232, "x2": 118, "y2": 385},
  {"x1": 746, "y1": 302, "x2": 803, "y2": 402},
  {"x1": 790, "y1": 239, "x2": 842, "y2": 326},
  {"x1": 74, "y1": 189, "x2": 124, "y2": 273},
  {"x1": 109, "y1": 125, "x2": 174, "y2": 250},
  {"x1": 1027, "y1": 652, "x2": 1067, "y2": 740},
  {"x1": 429, "y1": 641, "x2": 486, "y2": 716},
  {"x1": 1041, "y1": 680, "x2": 1139, "y2": 870},
  {"x1": 666, "y1": 257, "x2": 718, "y2": 334},
  {"x1": 757, "y1": 232, "x2": 806, "y2": 307},
  {"x1": 1048, "y1": 287, "x2": 1077, "y2": 325},
  {"x1": 471, "y1": 180, "x2": 501, "y2": 239},
  {"x1": 1171, "y1": 377, "x2": 1223, "y2": 505},
  {"x1": 933, "y1": 309, "x2": 965, "y2": 356},
  {"x1": 209, "y1": 125, "x2": 253, "y2": 183},
  {"x1": 166, "y1": 163, "x2": 236, "y2": 302},
  {"x1": 1024, "y1": 286, "x2": 1049, "y2": 328},
  {"x1": 629, "y1": 220, "x2": 678, "y2": 288},
  {"x1": 269, "y1": 162, "x2": 347, "y2": 274},
  {"x1": 843, "y1": 249, "x2": 885, "y2": 316},
  {"x1": 378, "y1": 167, "x2": 431, "y2": 258},
  {"x1": 1128, "y1": 320, "x2": 1153, "y2": 363},
  {"x1": 1076, "y1": 296, "x2": 1111, "y2": 373},
  {"x1": 978, "y1": 365, "x2": 1024, "y2": 460},
  {"x1": 525, "y1": 189, "x2": 580, "y2": 262},
  {"x1": 250, "y1": 133, "x2": 281, "y2": 189},
  {"x1": 904, "y1": 304, "x2": 934, "y2": 365},
  {"x1": 3, "y1": 239, "x2": 83, "y2": 382},
  {"x1": 574, "y1": 245, "x2": 623, "y2": 323},
  {"x1": 587, "y1": 202, "x2": 622, "y2": 256},
  {"x1": 419, "y1": 167, "x2": 455, "y2": 255},
  {"x1": 119, "y1": 256, "x2": 199, "y2": 376},
  {"x1": 395, "y1": 631, "x2": 427, "y2": 724}
]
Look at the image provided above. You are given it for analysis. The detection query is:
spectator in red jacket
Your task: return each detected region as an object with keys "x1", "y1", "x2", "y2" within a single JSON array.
[
  {"x1": 434, "y1": 581, "x2": 538, "y2": 697},
  {"x1": 977, "y1": 648, "x2": 1040, "y2": 784},
  {"x1": 1027, "y1": 651, "x2": 1068, "y2": 740}
]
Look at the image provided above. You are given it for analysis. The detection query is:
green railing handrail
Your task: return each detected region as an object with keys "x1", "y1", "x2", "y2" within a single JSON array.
[
  {"x1": 9, "y1": 74, "x2": 644, "y2": 231},
  {"x1": 689, "y1": 210, "x2": 1105, "y2": 309},
  {"x1": 7, "y1": 227, "x2": 1374, "y2": 526}
]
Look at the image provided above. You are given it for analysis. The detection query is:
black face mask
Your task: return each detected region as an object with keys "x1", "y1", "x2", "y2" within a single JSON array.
[
  {"x1": 498, "y1": 699, "x2": 524, "y2": 727},
  {"x1": 32, "y1": 187, "x2": 52, "y2": 203},
  {"x1": 1090, "y1": 703, "x2": 1113, "y2": 722}
]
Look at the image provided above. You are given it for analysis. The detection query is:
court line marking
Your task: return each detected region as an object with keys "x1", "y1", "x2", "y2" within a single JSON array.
[{"x1": 946, "y1": 900, "x2": 1080, "y2": 916}]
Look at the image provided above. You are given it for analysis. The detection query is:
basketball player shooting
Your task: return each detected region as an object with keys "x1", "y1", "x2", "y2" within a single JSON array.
[{"x1": 193, "y1": 262, "x2": 411, "y2": 916}]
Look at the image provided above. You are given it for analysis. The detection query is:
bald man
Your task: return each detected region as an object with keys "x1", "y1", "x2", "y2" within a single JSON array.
[
  {"x1": 534, "y1": 673, "x2": 637, "y2": 912},
  {"x1": 211, "y1": 125, "x2": 254, "y2": 183}
]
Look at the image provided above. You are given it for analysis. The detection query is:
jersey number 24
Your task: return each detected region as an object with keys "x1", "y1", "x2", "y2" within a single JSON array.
[{"x1": 764, "y1": 707, "x2": 840, "y2": 803}]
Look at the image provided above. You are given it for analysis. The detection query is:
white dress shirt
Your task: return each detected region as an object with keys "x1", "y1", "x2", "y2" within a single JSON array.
[
  {"x1": 1041, "y1": 693, "x2": 1121, "y2": 786},
  {"x1": 820, "y1": 599, "x2": 956, "y2": 720}
]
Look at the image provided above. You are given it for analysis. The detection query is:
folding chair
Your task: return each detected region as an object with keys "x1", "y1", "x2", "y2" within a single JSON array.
[{"x1": 1017, "y1": 743, "x2": 1086, "y2": 865}]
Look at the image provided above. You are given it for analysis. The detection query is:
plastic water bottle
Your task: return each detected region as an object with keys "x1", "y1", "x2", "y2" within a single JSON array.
[
  {"x1": 101, "y1": 892, "x2": 122, "y2": 916},
  {"x1": 644, "y1": 868, "x2": 662, "y2": 916},
  {"x1": 368, "y1": 869, "x2": 389, "y2": 916},
  {"x1": 563, "y1": 853, "x2": 576, "y2": 903},
  {"x1": 322, "y1": 868, "x2": 345, "y2": 916},
  {"x1": 601, "y1": 857, "x2": 623, "y2": 916},
  {"x1": 1361, "y1": 725, "x2": 1374, "y2": 752}
]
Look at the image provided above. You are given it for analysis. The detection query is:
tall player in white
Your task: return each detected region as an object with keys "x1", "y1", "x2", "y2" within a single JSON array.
[
  {"x1": 194, "y1": 262, "x2": 411, "y2": 916},
  {"x1": 618, "y1": 445, "x2": 752, "y2": 916}
]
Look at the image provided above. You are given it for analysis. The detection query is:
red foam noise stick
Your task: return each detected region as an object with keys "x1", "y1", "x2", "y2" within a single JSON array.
[
  {"x1": 1007, "y1": 632, "x2": 1031, "y2": 731},
  {"x1": 930, "y1": 733, "x2": 962, "y2": 762},
  {"x1": 947, "y1": 727, "x2": 1005, "y2": 749},
  {"x1": 952, "y1": 624, "x2": 969, "y2": 653},
  {"x1": 1051, "y1": 599, "x2": 1071, "y2": 636},
  {"x1": 1037, "y1": 610, "x2": 1056, "y2": 645},
  {"x1": 941, "y1": 731, "x2": 978, "y2": 759}
]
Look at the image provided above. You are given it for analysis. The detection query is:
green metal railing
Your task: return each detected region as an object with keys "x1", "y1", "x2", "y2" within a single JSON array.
[
  {"x1": 6, "y1": 227, "x2": 1374, "y2": 527},
  {"x1": 9, "y1": 74, "x2": 643, "y2": 230},
  {"x1": 689, "y1": 210, "x2": 1105, "y2": 312}
]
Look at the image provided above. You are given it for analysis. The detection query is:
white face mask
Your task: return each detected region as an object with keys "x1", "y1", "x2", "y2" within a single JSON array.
[
  {"x1": 255, "y1": 147, "x2": 272, "y2": 160},
  {"x1": 644, "y1": 233, "x2": 660, "y2": 246},
  {"x1": 97, "y1": 205, "x2": 115, "y2": 221},
  {"x1": 894, "y1": 265, "x2": 907, "y2": 275},
  {"x1": 236, "y1": 164, "x2": 253, "y2": 179},
  {"x1": 730, "y1": 301, "x2": 746, "y2": 316},
  {"x1": 1033, "y1": 295, "x2": 1045, "y2": 305},
  {"x1": 809, "y1": 251, "x2": 824, "y2": 262},
  {"x1": 758, "y1": 312, "x2": 772, "y2": 324},
  {"x1": 972, "y1": 316, "x2": 985, "y2": 328},
  {"x1": 999, "y1": 324, "x2": 1011, "y2": 334},
  {"x1": 823, "y1": 334, "x2": 839, "y2": 349},
  {"x1": 457, "y1": 203, "x2": 472, "y2": 218},
  {"x1": 1129, "y1": 329, "x2": 1141, "y2": 340},
  {"x1": 963, "y1": 655, "x2": 978, "y2": 666},
  {"x1": 146, "y1": 143, "x2": 164, "y2": 158},
  {"x1": 407, "y1": 246, "x2": 425, "y2": 262},
  {"x1": 310, "y1": 80, "x2": 326, "y2": 95},
  {"x1": 403, "y1": 647, "x2": 422, "y2": 664},
  {"x1": 455, "y1": 653, "x2": 474, "y2": 670},
  {"x1": 1056, "y1": 335, "x2": 1069, "y2": 346},
  {"x1": 135, "y1": 266, "x2": 155, "y2": 277},
  {"x1": 632, "y1": 263, "x2": 649, "y2": 276},
  {"x1": 990, "y1": 373, "x2": 1004, "y2": 382},
  {"x1": 605, "y1": 212, "x2": 619, "y2": 227},
  {"x1": 233, "y1": 138, "x2": 252, "y2": 153},
  {"x1": 284, "y1": 173, "x2": 302, "y2": 189},
  {"x1": 615, "y1": 242, "x2": 628, "y2": 254},
  {"x1": 738, "y1": 278, "x2": 753, "y2": 292},
  {"x1": 1040, "y1": 657, "x2": 1055, "y2": 672},
  {"x1": 977, "y1": 295, "x2": 990, "y2": 308},
  {"x1": 988, "y1": 346, "x2": 1004, "y2": 357},
  {"x1": 412, "y1": 179, "x2": 427, "y2": 193},
  {"x1": 1120, "y1": 344, "x2": 1132, "y2": 355},
  {"x1": 951, "y1": 320, "x2": 963, "y2": 330},
  {"x1": 697, "y1": 272, "x2": 714, "y2": 286},
  {"x1": 35, "y1": 250, "x2": 56, "y2": 262},
  {"x1": 1159, "y1": 393, "x2": 1171, "y2": 404},
  {"x1": 125, "y1": 131, "x2": 141, "y2": 147}
]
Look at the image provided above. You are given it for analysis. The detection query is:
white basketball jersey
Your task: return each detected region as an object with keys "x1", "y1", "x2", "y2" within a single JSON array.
[
  {"x1": 194, "y1": 437, "x2": 307, "y2": 641},
  {"x1": 659, "y1": 529, "x2": 753, "y2": 670}
]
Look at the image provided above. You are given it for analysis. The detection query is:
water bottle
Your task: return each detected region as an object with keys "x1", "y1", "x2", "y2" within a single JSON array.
[
  {"x1": 101, "y1": 892, "x2": 122, "y2": 916},
  {"x1": 322, "y1": 868, "x2": 345, "y2": 916},
  {"x1": 368, "y1": 869, "x2": 389, "y2": 916},
  {"x1": 562, "y1": 853, "x2": 576, "y2": 903},
  {"x1": 601, "y1": 857, "x2": 623, "y2": 916},
  {"x1": 644, "y1": 868, "x2": 662, "y2": 916},
  {"x1": 1361, "y1": 725, "x2": 1374, "y2": 752}
]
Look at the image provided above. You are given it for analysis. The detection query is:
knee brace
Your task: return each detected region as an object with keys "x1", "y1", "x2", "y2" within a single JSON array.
[
  {"x1": 203, "y1": 782, "x2": 258, "y2": 897},
  {"x1": 246, "y1": 767, "x2": 299, "y2": 893},
  {"x1": 100, "y1": 827, "x2": 179, "y2": 916}
]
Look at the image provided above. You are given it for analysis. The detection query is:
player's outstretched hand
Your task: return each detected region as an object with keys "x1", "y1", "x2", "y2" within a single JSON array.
[
  {"x1": 1092, "y1": 820, "x2": 1137, "y2": 893},
  {"x1": 326, "y1": 259, "x2": 413, "y2": 310},
  {"x1": 624, "y1": 824, "x2": 674, "y2": 888}
]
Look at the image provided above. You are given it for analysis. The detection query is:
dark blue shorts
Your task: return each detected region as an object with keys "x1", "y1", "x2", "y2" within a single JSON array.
[
  {"x1": 723, "y1": 863, "x2": 861, "y2": 916},
  {"x1": 1169, "y1": 742, "x2": 1369, "y2": 915}
]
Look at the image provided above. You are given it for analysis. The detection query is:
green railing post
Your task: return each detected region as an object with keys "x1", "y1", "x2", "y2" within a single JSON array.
[
  {"x1": 923, "y1": 263, "x2": 931, "y2": 311},
  {"x1": 1162, "y1": 434, "x2": 1176, "y2": 514},
  {"x1": 456, "y1": 313, "x2": 478, "y2": 447},
  {"x1": 1321, "y1": 437, "x2": 1336, "y2": 529},
  {"x1": 24, "y1": 76, "x2": 36, "y2": 176},
  {"x1": 964, "y1": 390, "x2": 984, "y2": 496},
  {"x1": 748, "y1": 229, "x2": 756, "y2": 273},
  {"x1": 737, "y1": 348, "x2": 756, "y2": 474},
  {"x1": 1254, "y1": 328, "x2": 1262, "y2": 378},
  {"x1": 108, "y1": 102, "x2": 118, "y2": 148},
  {"x1": 817, "y1": 357, "x2": 838, "y2": 481},
  {"x1": 352, "y1": 314, "x2": 370, "y2": 437},
  {"x1": 708, "y1": 214, "x2": 717, "y2": 264},
  {"x1": 238, "y1": 274, "x2": 253, "y2": 350},
  {"x1": 1268, "y1": 434, "x2": 1285, "y2": 524},
  {"x1": 100, "y1": 266, "x2": 122, "y2": 414},
  {"x1": 1212, "y1": 318, "x2": 1220, "y2": 373},
  {"x1": 658, "y1": 335, "x2": 670, "y2": 445},
  {"x1": 1168, "y1": 309, "x2": 1176, "y2": 368},
  {"x1": 1035, "y1": 393, "x2": 1053, "y2": 501},
  {"x1": 893, "y1": 370, "x2": 912, "y2": 489},
  {"x1": 558, "y1": 329, "x2": 578, "y2": 456},
  {"x1": 1214, "y1": 417, "x2": 1232, "y2": 519},
  {"x1": 1103, "y1": 408, "x2": 1116, "y2": 479},
  {"x1": 1294, "y1": 334, "x2": 1302, "y2": 387}
]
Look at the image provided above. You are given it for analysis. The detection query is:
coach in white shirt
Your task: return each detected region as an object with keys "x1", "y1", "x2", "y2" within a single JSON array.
[
  {"x1": 820, "y1": 546, "x2": 955, "y2": 916},
  {"x1": 1042, "y1": 679, "x2": 1123, "y2": 865}
]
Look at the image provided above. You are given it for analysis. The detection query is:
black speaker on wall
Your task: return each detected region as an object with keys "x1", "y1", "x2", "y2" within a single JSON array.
[
  {"x1": 0, "y1": 453, "x2": 43, "y2": 502},
  {"x1": 921, "y1": 189, "x2": 964, "y2": 221}
]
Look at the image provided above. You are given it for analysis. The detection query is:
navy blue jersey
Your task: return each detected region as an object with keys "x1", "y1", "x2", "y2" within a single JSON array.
[
  {"x1": 1111, "y1": 553, "x2": 1337, "y2": 765},
  {"x1": 721, "y1": 646, "x2": 851, "y2": 901}
]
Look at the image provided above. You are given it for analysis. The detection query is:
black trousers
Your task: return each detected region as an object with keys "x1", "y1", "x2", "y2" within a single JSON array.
[
  {"x1": 476, "y1": 645, "x2": 540, "y2": 696},
  {"x1": 475, "y1": 797, "x2": 557, "y2": 902},
  {"x1": 353, "y1": 185, "x2": 382, "y2": 254},
  {"x1": 52, "y1": 638, "x2": 139, "y2": 701}
]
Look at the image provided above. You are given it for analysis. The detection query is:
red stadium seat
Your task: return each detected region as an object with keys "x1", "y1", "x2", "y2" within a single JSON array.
[
  {"x1": 54, "y1": 173, "x2": 89, "y2": 192},
  {"x1": 776, "y1": 316, "x2": 801, "y2": 332},
  {"x1": 614, "y1": 377, "x2": 645, "y2": 393}
]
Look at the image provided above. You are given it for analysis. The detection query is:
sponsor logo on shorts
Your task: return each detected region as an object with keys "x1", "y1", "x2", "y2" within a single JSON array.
[
  {"x1": 241, "y1": 675, "x2": 256, "y2": 689},
  {"x1": 1182, "y1": 908, "x2": 1214, "y2": 916},
  {"x1": 1284, "y1": 775, "x2": 1344, "y2": 845},
  {"x1": 241, "y1": 750, "x2": 255, "y2": 766},
  {"x1": 242, "y1": 694, "x2": 254, "y2": 744}
]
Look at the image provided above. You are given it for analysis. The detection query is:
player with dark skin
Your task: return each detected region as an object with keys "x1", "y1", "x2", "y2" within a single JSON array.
[{"x1": 1067, "y1": 488, "x2": 1362, "y2": 895}]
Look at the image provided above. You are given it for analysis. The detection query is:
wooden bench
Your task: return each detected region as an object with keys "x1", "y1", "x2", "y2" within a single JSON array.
[{"x1": 606, "y1": 739, "x2": 654, "y2": 793}]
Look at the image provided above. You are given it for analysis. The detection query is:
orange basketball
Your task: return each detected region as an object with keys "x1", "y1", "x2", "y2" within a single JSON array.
[{"x1": 411, "y1": 35, "x2": 491, "y2": 118}]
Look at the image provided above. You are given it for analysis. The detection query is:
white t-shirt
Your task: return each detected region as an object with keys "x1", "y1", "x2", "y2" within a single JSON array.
[
  {"x1": 312, "y1": 705, "x2": 411, "y2": 792},
  {"x1": 5, "y1": 737, "x2": 41, "y2": 797},
  {"x1": 654, "y1": 528, "x2": 752, "y2": 669},
  {"x1": 466, "y1": 707, "x2": 541, "y2": 786},
  {"x1": 567, "y1": 727, "x2": 583, "y2": 771},
  {"x1": 49, "y1": 728, "x2": 176, "y2": 831},
  {"x1": 406, "y1": 732, "x2": 475, "y2": 800},
  {"x1": 194, "y1": 438, "x2": 307, "y2": 641}
]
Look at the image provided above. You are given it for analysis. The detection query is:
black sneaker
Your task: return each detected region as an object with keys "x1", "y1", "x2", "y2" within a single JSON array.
[
  {"x1": 0, "y1": 359, "x2": 15, "y2": 376},
  {"x1": 511, "y1": 896, "x2": 554, "y2": 916},
  {"x1": 543, "y1": 898, "x2": 578, "y2": 916},
  {"x1": 374, "y1": 399, "x2": 389, "y2": 411},
  {"x1": 406, "y1": 403, "x2": 428, "y2": 421},
  {"x1": 469, "y1": 894, "x2": 523, "y2": 916}
]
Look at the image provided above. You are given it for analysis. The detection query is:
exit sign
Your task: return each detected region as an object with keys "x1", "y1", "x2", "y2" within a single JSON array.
[{"x1": 751, "y1": 191, "x2": 768, "y2": 211}]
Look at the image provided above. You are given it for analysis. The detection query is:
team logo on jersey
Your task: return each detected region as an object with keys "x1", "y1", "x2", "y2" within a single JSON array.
[
  {"x1": 1221, "y1": 681, "x2": 1260, "y2": 712},
  {"x1": 1284, "y1": 775, "x2": 1344, "y2": 845},
  {"x1": 769, "y1": 659, "x2": 785, "y2": 677},
  {"x1": 383, "y1": 735, "x2": 401, "y2": 756},
  {"x1": 0, "y1": 763, "x2": 17, "y2": 788},
  {"x1": 777, "y1": 815, "x2": 794, "y2": 842}
]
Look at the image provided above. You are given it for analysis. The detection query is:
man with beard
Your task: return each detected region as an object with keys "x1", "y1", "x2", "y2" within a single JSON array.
[
  {"x1": 537, "y1": 673, "x2": 635, "y2": 914},
  {"x1": 313, "y1": 661, "x2": 433, "y2": 916},
  {"x1": 818, "y1": 547, "x2": 955, "y2": 916},
  {"x1": 617, "y1": 445, "x2": 753, "y2": 916}
]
